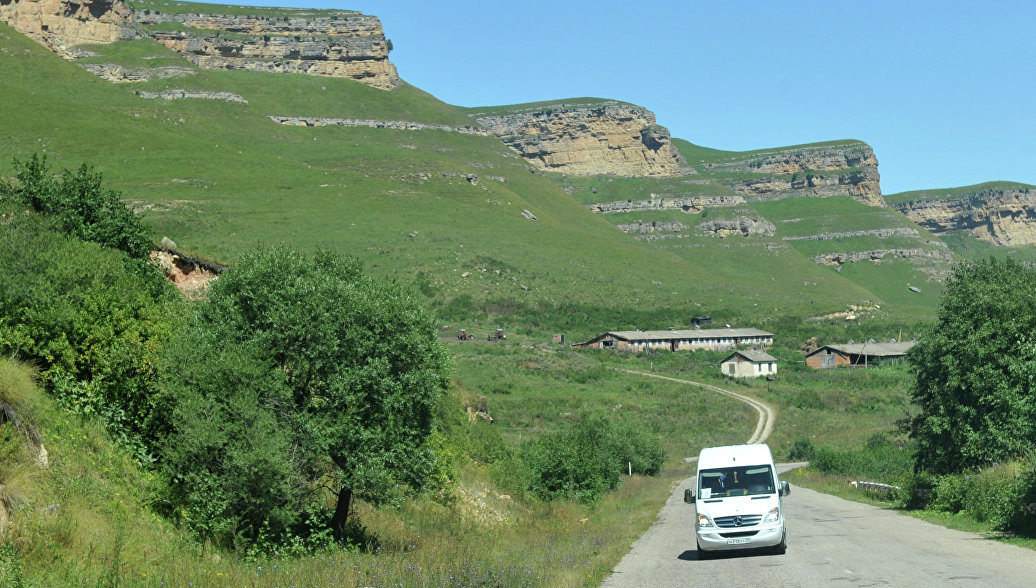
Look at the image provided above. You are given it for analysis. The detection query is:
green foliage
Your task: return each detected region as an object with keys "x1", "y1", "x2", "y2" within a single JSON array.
[
  {"x1": 808, "y1": 433, "x2": 914, "y2": 482},
  {"x1": 912, "y1": 462, "x2": 1033, "y2": 534},
  {"x1": 787, "y1": 437, "x2": 817, "y2": 461},
  {"x1": 521, "y1": 411, "x2": 664, "y2": 503},
  {"x1": 1, "y1": 153, "x2": 152, "y2": 259},
  {"x1": 0, "y1": 212, "x2": 175, "y2": 457},
  {"x1": 156, "y1": 245, "x2": 453, "y2": 547},
  {"x1": 906, "y1": 257, "x2": 1036, "y2": 474}
]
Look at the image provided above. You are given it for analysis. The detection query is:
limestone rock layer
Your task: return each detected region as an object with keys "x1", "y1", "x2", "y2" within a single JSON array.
[
  {"x1": 0, "y1": 0, "x2": 400, "y2": 89},
  {"x1": 471, "y1": 101, "x2": 684, "y2": 178},
  {"x1": 703, "y1": 143, "x2": 885, "y2": 207},
  {"x1": 891, "y1": 185, "x2": 1036, "y2": 246}
]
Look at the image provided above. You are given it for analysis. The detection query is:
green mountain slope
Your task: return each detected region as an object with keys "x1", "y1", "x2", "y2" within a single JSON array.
[{"x1": 0, "y1": 20, "x2": 939, "y2": 334}]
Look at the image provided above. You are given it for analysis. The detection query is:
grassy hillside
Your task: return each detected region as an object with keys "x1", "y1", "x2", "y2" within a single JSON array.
[{"x1": 0, "y1": 21, "x2": 928, "y2": 337}]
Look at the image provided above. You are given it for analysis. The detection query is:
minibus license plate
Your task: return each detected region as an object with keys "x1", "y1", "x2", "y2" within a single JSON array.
[{"x1": 727, "y1": 538, "x2": 751, "y2": 545}]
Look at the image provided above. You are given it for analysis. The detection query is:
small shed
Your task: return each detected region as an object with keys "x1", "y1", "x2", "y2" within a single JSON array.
[
  {"x1": 720, "y1": 350, "x2": 778, "y2": 379},
  {"x1": 805, "y1": 341, "x2": 915, "y2": 369}
]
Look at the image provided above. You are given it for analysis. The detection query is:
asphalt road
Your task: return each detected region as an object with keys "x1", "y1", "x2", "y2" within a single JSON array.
[{"x1": 602, "y1": 464, "x2": 1036, "y2": 587}]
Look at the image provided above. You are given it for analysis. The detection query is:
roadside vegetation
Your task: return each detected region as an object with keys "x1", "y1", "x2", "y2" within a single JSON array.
[{"x1": 781, "y1": 258, "x2": 1036, "y2": 541}]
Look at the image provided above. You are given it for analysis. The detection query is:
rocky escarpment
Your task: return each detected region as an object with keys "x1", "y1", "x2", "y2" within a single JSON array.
[
  {"x1": 469, "y1": 101, "x2": 684, "y2": 177},
  {"x1": 616, "y1": 216, "x2": 776, "y2": 240},
  {"x1": 588, "y1": 195, "x2": 744, "y2": 214},
  {"x1": 0, "y1": 0, "x2": 400, "y2": 90},
  {"x1": 698, "y1": 217, "x2": 776, "y2": 238},
  {"x1": 699, "y1": 142, "x2": 884, "y2": 207},
  {"x1": 269, "y1": 116, "x2": 488, "y2": 135},
  {"x1": 889, "y1": 184, "x2": 1036, "y2": 246},
  {"x1": 812, "y1": 248, "x2": 953, "y2": 267},
  {"x1": 0, "y1": 0, "x2": 135, "y2": 57},
  {"x1": 140, "y1": 10, "x2": 399, "y2": 90}
]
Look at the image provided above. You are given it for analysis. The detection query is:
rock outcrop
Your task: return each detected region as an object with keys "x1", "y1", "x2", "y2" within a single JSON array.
[
  {"x1": 698, "y1": 217, "x2": 777, "y2": 238},
  {"x1": 0, "y1": 0, "x2": 400, "y2": 90},
  {"x1": 0, "y1": 0, "x2": 135, "y2": 57},
  {"x1": 470, "y1": 101, "x2": 684, "y2": 177},
  {"x1": 588, "y1": 195, "x2": 744, "y2": 214},
  {"x1": 812, "y1": 248, "x2": 953, "y2": 266},
  {"x1": 699, "y1": 142, "x2": 884, "y2": 207},
  {"x1": 889, "y1": 183, "x2": 1036, "y2": 246},
  {"x1": 269, "y1": 116, "x2": 488, "y2": 135},
  {"x1": 141, "y1": 10, "x2": 399, "y2": 90}
]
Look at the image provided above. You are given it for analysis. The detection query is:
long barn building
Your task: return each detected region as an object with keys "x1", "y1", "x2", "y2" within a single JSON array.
[{"x1": 572, "y1": 328, "x2": 774, "y2": 352}]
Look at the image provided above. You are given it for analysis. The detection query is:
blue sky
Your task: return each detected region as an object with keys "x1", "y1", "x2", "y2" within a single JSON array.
[{"x1": 208, "y1": 0, "x2": 1033, "y2": 195}]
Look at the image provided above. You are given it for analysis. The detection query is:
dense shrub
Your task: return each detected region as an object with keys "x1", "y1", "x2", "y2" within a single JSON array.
[
  {"x1": 1009, "y1": 452, "x2": 1036, "y2": 534},
  {"x1": 898, "y1": 455, "x2": 1036, "y2": 536},
  {"x1": 1, "y1": 153, "x2": 152, "y2": 260},
  {"x1": 521, "y1": 412, "x2": 664, "y2": 503},
  {"x1": 0, "y1": 213, "x2": 176, "y2": 456},
  {"x1": 786, "y1": 437, "x2": 817, "y2": 461},
  {"x1": 808, "y1": 433, "x2": 913, "y2": 482}
]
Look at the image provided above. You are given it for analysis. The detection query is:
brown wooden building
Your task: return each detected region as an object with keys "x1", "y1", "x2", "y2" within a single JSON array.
[{"x1": 805, "y1": 341, "x2": 915, "y2": 369}]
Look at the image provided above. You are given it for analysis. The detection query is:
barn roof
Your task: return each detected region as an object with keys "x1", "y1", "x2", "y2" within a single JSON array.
[
  {"x1": 605, "y1": 328, "x2": 773, "y2": 341},
  {"x1": 807, "y1": 341, "x2": 916, "y2": 358},
  {"x1": 723, "y1": 350, "x2": 778, "y2": 363}
]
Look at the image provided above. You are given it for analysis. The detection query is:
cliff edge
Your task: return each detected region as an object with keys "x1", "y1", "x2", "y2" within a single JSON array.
[
  {"x1": 690, "y1": 141, "x2": 885, "y2": 207},
  {"x1": 0, "y1": 0, "x2": 135, "y2": 57},
  {"x1": 0, "y1": 0, "x2": 400, "y2": 89},
  {"x1": 469, "y1": 100, "x2": 684, "y2": 178},
  {"x1": 889, "y1": 182, "x2": 1036, "y2": 246}
]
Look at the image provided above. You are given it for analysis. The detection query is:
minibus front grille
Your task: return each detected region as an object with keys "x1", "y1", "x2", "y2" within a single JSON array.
[
  {"x1": 719, "y1": 530, "x2": 759, "y2": 538},
  {"x1": 714, "y1": 514, "x2": 762, "y2": 528}
]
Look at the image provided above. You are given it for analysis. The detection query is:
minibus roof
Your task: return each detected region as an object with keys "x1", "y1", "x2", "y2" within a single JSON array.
[{"x1": 697, "y1": 444, "x2": 774, "y2": 470}]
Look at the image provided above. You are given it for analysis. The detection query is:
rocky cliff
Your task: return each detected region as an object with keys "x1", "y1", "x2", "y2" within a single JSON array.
[
  {"x1": 697, "y1": 142, "x2": 885, "y2": 207},
  {"x1": 139, "y1": 10, "x2": 399, "y2": 90},
  {"x1": 0, "y1": 0, "x2": 400, "y2": 89},
  {"x1": 469, "y1": 101, "x2": 684, "y2": 178},
  {"x1": 889, "y1": 183, "x2": 1036, "y2": 246},
  {"x1": 0, "y1": 0, "x2": 135, "y2": 57}
]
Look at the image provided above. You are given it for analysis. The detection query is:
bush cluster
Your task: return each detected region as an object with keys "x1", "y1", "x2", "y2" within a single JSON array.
[
  {"x1": 0, "y1": 208, "x2": 175, "y2": 458},
  {"x1": 521, "y1": 411, "x2": 664, "y2": 503},
  {"x1": 899, "y1": 452, "x2": 1036, "y2": 535},
  {"x1": 789, "y1": 433, "x2": 913, "y2": 483},
  {"x1": 2, "y1": 153, "x2": 152, "y2": 260}
]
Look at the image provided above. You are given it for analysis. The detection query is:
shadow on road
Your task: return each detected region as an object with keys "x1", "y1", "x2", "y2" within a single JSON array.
[{"x1": 677, "y1": 549, "x2": 784, "y2": 561}]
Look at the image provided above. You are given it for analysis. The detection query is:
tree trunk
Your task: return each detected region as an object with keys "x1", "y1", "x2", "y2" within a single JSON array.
[{"x1": 331, "y1": 486, "x2": 353, "y2": 542}]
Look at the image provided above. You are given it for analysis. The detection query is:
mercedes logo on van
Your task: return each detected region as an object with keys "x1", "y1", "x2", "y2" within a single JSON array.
[{"x1": 733, "y1": 516, "x2": 743, "y2": 527}]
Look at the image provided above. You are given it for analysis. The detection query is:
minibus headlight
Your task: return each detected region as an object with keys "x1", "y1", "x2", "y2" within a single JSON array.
[
  {"x1": 697, "y1": 513, "x2": 714, "y2": 528},
  {"x1": 763, "y1": 507, "x2": 780, "y2": 523}
]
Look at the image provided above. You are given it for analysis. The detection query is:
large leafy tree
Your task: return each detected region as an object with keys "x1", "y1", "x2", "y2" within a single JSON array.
[
  {"x1": 906, "y1": 257, "x2": 1036, "y2": 474},
  {"x1": 158, "y1": 246, "x2": 452, "y2": 545}
]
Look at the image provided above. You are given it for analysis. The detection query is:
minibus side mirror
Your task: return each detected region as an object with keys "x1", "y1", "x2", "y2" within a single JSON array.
[
  {"x1": 684, "y1": 488, "x2": 695, "y2": 503},
  {"x1": 779, "y1": 481, "x2": 790, "y2": 496}
]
